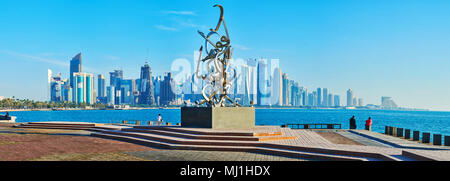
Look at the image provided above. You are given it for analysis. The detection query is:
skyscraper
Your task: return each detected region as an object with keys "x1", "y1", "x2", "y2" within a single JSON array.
[
  {"x1": 160, "y1": 72, "x2": 177, "y2": 106},
  {"x1": 72, "y1": 72, "x2": 94, "y2": 104},
  {"x1": 257, "y1": 59, "x2": 268, "y2": 106},
  {"x1": 271, "y1": 67, "x2": 283, "y2": 106},
  {"x1": 328, "y1": 93, "x2": 333, "y2": 108},
  {"x1": 322, "y1": 88, "x2": 328, "y2": 107},
  {"x1": 247, "y1": 59, "x2": 258, "y2": 105},
  {"x1": 50, "y1": 73, "x2": 63, "y2": 102},
  {"x1": 97, "y1": 74, "x2": 106, "y2": 98},
  {"x1": 153, "y1": 76, "x2": 162, "y2": 105},
  {"x1": 109, "y1": 70, "x2": 123, "y2": 105},
  {"x1": 334, "y1": 95, "x2": 340, "y2": 107},
  {"x1": 282, "y1": 73, "x2": 290, "y2": 106},
  {"x1": 347, "y1": 89, "x2": 354, "y2": 107},
  {"x1": 139, "y1": 62, "x2": 155, "y2": 105},
  {"x1": 69, "y1": 53, "x2": 82, "y2": 89},
  {"x1": 317, "y1": 88, "x2": 322, "y2": 107},
  {"x1": 106, "y1": 86, "x2": 115, "y2": 105},
  {"x1": 302, "y1": 88, "x2": 308, "y2": 106}
]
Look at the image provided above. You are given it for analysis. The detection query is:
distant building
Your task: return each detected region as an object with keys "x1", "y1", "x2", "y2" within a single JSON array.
[
  {"x1": 257, "y1": 59, "x2": 269, "y2": 106},
  {"x1": 50, "y1": 73, "x2": 63, "y2": 102},
  {"x1": 106, "y1": 86, "x2": 115, "y2": 105},
  {"x1": 290, "y1": 81, "x2": 301, "y2": 106},
  {"x1": 72, "y1": 72, "x2": 94, "y2": 104},
  {"x1": 97, "y1": 74, "x2": 106, "y2": 104},
  {"x1": 271, "y1": 67, "x2": 283, "y2": 106},
  {"x1": 138, "y1": 62, "x2": 156, "y2": 105},
  {"x1": 328, "y1": 93, "x2": 333, "y2": 107},
  {"x1": 347, "y1": 89, "x2": 354, "y2": 107},
  {"x1": 322, "y1": 88, "x2": 328, "y2": 107},
  {"x1": 334, "y1": 95, "x2": 340, "y2": 107},
  {"x1": 301, "y1": 88, "x2": 307, "y2": 106},
  {"x1": 69, "y1": 53, "x2": 82, "y2": 89},
  {"x1": 97, "y1": 74, "x2": 105, "y2": 98},
  {"x1": 109, "y1": 70, "x2": 123, "y2": 105},
  {"x1": 153, "y1": 76, "x2": 162, "y2": 105},
  {"x1": 120, "y1": 79, "x2": 136, "y2": 104},
  {"x1": 282, "y1": 73, "x2": 290, "y2": 106},
  {"x1": 381, "y1": 96, "x2": 398, "y2": 109},
  {"x1": 160, "y1": 72, "x2": 177, "y2": 106},
  {"x1": 358, "y1": 98, "x2": 364, "y2": 107},
  {"x1": 317, "y1": 88, "x2": 322, "y2": 107}
]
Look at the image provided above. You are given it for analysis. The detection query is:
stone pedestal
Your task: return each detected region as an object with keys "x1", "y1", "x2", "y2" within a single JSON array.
[
  {"x1": 422, "y1": 132, "x2": 431, "y2": 143},
  {"x1": 181, "y1": 107, "x2": 255, "y2": 129},
  {"x1": 433, "y1": 134, "x2": 442, "y2": 146},
  {"x1": 396, "y1": 128, "x2": 404, "y2": 137},
  {"x1": 388, "y1": 127, "x2": 394, "y2": 136},
  {"x1": 405, "y1": 129, "x2": 411, "y2": 139},
  {"x1": 445, "y1": 136, "x2": 450, "y2": 146},
  {"x1": 413, "y1": 131, "x2": 420, "y2": 141}
]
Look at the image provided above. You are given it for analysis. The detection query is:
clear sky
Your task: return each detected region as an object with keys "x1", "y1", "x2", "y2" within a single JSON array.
[{"x1": 1, "y1": 0, "x2": 450, "y2": 111}]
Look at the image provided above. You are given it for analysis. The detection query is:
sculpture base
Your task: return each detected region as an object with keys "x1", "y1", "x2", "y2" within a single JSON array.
[{"x1": 181, "y1": 107, "x2": 255, "y2": 129}]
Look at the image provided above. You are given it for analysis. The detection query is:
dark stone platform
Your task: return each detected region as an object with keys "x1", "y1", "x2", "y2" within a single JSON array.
[{"x1": 181, "y1": 107, "x2": 255, "y2": 129}]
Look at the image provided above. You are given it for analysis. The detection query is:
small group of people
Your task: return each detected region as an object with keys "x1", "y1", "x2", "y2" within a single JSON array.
[{"x1": 349, "y1": 116, "x2": 372, "y2": 131}]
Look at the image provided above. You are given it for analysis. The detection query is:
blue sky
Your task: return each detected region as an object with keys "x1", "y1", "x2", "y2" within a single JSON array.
[{"x1": 1, "y1": 0, "x2": 450, "y2": 110}]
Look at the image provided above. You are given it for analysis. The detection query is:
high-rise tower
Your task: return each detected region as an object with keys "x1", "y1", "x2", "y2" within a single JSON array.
[
  {"x1": 69, "y1": 53, "x2": 82, "y2": 89},
  {"x1": 139, "y1": 62, "x2": 155, "y2": 105}
]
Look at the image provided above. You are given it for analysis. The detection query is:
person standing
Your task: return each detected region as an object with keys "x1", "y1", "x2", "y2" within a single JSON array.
[
  {"x1": 365, "y1": 117, "x2": 372, "y2": 131},
  {"x1": 349, "y1": 116, "x2": 357, "y2": 129},
  {"x1": 157, "y1": 114, "x2": 163, "y2": 126}
]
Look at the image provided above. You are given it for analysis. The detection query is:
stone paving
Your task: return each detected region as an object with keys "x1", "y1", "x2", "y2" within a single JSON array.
[
  {"x1": 350, "y1": 130, "x2": 450, "y2": 150},
  {"x1": 125, "y1": 150, "x2": 308, "y2": 161},
  {"x1": 269, "y1": 128, "x2": 403, "y2": 156}
]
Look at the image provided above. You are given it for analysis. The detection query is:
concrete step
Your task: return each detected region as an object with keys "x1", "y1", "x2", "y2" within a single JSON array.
[
  {"x1": 27, "y1": 122, "x2": 102, "y2": 127},
  {"x1": 122, "y1": 128, "x2": 294, "y2": 142},
  {"x1": 94, "y1": 129, "x2": 261, "y2": 147},
  {"x1": 14, "y1": 124, "x2": 93, "y2": 130},
  {"x1": 92, "y1": 130, "x2": 400, "y2": 161},
  {"x1": 133, "y1": 126, "x2": 281, "y2": 137},
  {"x1": 259, "y1": 142, "x2": 399, "y2": 161},
  {"x1": 91, "y1": 132, "x2": 369, "y2": 161}
]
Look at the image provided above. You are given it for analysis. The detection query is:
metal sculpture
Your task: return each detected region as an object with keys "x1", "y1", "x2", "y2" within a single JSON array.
[{"x1": 195, "y1": 4, "x2": 240, "y2": 107}]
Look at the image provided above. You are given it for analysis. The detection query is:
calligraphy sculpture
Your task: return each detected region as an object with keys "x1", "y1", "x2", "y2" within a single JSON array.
[{"x1": 195, "y1": 5, "x2": 240, "y2": 107}]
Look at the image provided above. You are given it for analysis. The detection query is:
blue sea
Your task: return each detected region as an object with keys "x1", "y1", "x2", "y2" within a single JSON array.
[{"x1": 2, "y1": 109, "x2": 450, "y2": 137}]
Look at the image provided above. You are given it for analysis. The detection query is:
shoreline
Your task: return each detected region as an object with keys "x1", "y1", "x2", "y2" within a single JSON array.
[{"x1": 0, "y1": 107, "x2": 433, "y2": 112}]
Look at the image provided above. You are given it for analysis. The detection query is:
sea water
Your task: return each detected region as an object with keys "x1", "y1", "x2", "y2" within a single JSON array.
[{"x1": 3, "y1": 109, "x2": 450, "y2": 137}]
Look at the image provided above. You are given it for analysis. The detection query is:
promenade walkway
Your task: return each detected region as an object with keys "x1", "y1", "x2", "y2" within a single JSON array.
[
  {"x1": 271, "y1": 128, "x2": 403, "y2": 158},
  {"x1": 349, "y1": 130, "x2": 450, "y2": 150},
  {"x1": 12, "y1": 122, "x2": 450, "y2": 161}
]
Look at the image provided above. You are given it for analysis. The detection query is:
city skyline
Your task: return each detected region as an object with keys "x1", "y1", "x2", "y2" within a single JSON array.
[
  {"x1": 1, "y1": 0, "x2": 450, "y2": 110},
  {"x1": 45, "y1": 52, "x2": 393, "y2": 109}
]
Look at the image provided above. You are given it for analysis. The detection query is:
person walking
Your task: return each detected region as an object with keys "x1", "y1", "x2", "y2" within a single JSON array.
[
  {"x1": 157, "y1": 114, "x2": 163, "y2": 126},
  {"x1": 365, "y1": 117, "x2": 372, "y2": 131},
  {"x1": 349, "y1": 116, "x2": 357, "y2": 129}
]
